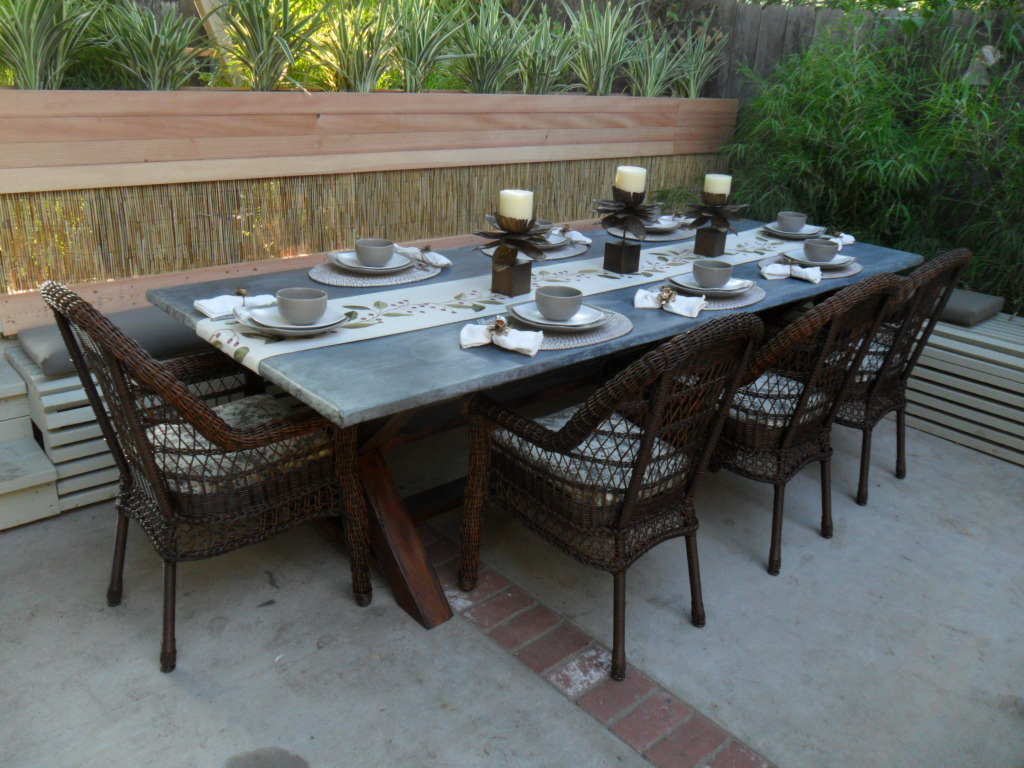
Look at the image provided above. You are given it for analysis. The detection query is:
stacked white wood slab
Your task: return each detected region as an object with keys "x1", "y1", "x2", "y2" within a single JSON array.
[
  {"x1": 4, "y1": 345, "x2": 249, "y2": 517},
  {"x1": 0, "y1": 340, "x2": 60, "y2": 529},
  {"x1": 905, "y1": 313, "x2": 1024, "y2": 467}
]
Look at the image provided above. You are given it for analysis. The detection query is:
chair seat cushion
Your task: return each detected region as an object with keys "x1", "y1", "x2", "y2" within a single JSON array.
[
  {"x1": 492, "y1": 404, "x2": 683, "y2": 508},
  {"x1": 939, "y1": 289, "x2": 1004, "y2": 327},
  {"x1": 728, "y1": 373, "x2": 828, "y2": 428},
  {"x1": 18, "y1": 306, "x2": 206, "y2": 378},
  {"x1": 147, "y1": 394, "x2": 327, "y2": 495}
]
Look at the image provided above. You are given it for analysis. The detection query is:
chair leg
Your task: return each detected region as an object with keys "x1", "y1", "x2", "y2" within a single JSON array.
[
  {"x1": 611, "y1": 571, "x2": 627, "y2": 681},
  {"x1": 896, "y1": 406, "x2": 907, "y2": 479},
  {"x1": 459, "y1": 419, "x2": 490, "y2": 592},
  {"x1": 160, "y1": 561, "x2": 177, "y2": 673},
  {"x1": 856, "y1": 427, "x2": 872, "y2": 507},
  {"x1": 768, "y1": 484, "x2": 785, "y2": 576},
  {"x1": 685, "y1": 533, "x2": 705, "y2": 628},
  {"x1": 336, "y1": 428, "x2": 373, "y2": 606},
  {"x1": 820, "y1": 457, "x2": 833, "y2": 539},
  {"x1": 106, "y1": 510, "x2": 130, "y2": 607}
]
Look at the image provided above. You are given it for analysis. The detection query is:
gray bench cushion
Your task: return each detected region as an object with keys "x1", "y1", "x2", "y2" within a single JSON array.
[
  {"x1": 18, "y1": 306, "x2": 205, "y2": 378},
  {"x1": 939, "y1": 289, "x2": 1004, "y2": 327}
]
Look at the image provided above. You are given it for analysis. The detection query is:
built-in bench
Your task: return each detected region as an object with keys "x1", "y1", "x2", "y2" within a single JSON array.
[{"x1": 904, "y1": 312, "x2": 1024, "y2": 467}]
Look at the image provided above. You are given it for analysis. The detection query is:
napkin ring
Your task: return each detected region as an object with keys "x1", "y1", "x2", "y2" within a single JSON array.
[
  {"x1": 658, "y1": 286, "x2": 677, "y2": 307},
  {"x1": 489, "y1": 316, "x2": 510, "y2": 336}
]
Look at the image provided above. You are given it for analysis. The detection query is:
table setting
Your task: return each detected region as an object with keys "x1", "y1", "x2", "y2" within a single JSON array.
[
  {"x1": 756, "y1": 211, "x2": 863, "y2": 279},
  {"x1": 308, "y1": 239, "x2": 453, "y2": 288}
]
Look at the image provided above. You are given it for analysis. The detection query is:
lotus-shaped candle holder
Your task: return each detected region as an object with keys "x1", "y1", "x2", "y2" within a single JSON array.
[
  {"x1": 477, "y1": 212, "x2": 553, "y2": 296},
  {"x1": 684, "y1": 197, "x2": 750, "y2": 258},
  {"x1": 592, "y1": 186, "x2": 660, "y2": 273}
]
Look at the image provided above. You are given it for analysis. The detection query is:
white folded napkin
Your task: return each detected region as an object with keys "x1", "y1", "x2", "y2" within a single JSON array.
[
  {"x1": 460, "y1": 320, "x2": 543, "y2": 356},
  {"x1": 828, "y1": 232, "x2": 856, "y2": 249},
  {"x1": 634, "y1": 288, "x2": 707, "y2": 318},
  {"x1": 394, "y1": 244, "x2": 452, "y2": 268},
  {"x1": 760, "y1": 262, "x2": 822, "y2": 284},
  {"x1": 550, "y1": 227, "x2": 593, "y2": 245},
  {"x1": 194, "y1": 294, "x2": 275, "y2": 320}
]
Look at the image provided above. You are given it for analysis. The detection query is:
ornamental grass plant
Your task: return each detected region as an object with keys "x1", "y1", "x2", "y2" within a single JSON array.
[
  {"x1": 221, "y1": 0, "x2": 326, "y2": 91},
  {"x1": 627, "y1": 20, "x2": 689, "y2": 97},
  {"x1": 0, "y1": 0, "x2": 97, "y2": 90},
  {"x1": 564, "y1": 0, "x2": 642, "y2": 96},
  {"x1": 451, "y1": 0, "x2": 524, "y2": 94},
  {"x1": 517, "y1": 7, "x2": 574, "y2": 94},
  {"x1": 102, "y1": 1, "x2": 205, "y2": 91},
  {"x1": 315, "y1": 0, "x2": 395, "y2": 92},
  {"x1": 390, "y1": 0, "x2": 465, "y2": 93}
]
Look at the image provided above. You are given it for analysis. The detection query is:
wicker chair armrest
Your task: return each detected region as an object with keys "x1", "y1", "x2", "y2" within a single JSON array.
[
  {"x1": 212, "y1": 408, "x2": 336, "y2": 451},
  {"x1": 162, "y1": 350, "x2": 247, "y2": 386},
  {"x1": 463, "y1": 392, "x2": 568, "y2": 452}
]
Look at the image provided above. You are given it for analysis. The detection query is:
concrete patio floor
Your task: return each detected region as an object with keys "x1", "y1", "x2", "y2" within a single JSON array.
[{"x1": 2, "y1": 418, "x2": 1022, "y2": 768}]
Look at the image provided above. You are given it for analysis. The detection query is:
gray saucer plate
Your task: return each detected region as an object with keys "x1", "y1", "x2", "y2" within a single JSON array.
[
  {"x1": 762, "y1": 223, "x2": 827, "y2": 240},
  {"x1": 327, "y1": 250, "x2": 413, "y2": 274},
  {"x1": 507, "y1": 301, "x2": 613, "y2": 332},
  {"x1": 247, "y1": 305, "x2": 348, "y2": 331},
  {"x1": 533, "y1": 234, "x2": 569, "y2": 250},
  {"x1": 785, "y1": 252, "x2": 856, "y2": 271},
  {"x1": 233, "y1": 307, "x2": 349, "y2": 337},
  {"x1": 670, "y1": 274, "x2": 754, "y2": 299}
]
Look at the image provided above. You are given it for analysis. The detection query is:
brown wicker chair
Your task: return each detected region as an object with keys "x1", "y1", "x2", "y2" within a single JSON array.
[
  {"x1": 836, "y1": 248, "x2": 973, "y2": 505},
  {"x1": 40, "y1": 281, "x2": 373, "y2": 672},
  {"x1": 711, "y1": 273, "x2": 900, "y2": 576},
  {"x1": 459, "y1": 313, "x2": 764, "y2": 681}
]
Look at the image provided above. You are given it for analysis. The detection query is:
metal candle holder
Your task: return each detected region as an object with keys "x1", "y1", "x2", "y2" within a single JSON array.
[
  {"x1": 684, "y1": 192, "x2": 749, "y2": 258},
  {"x1": 476, "y1": 213, "x2": 552, "y2": 297},
  {"x1": 594, "y1": 186, "x2": 659, "y2": 274}
]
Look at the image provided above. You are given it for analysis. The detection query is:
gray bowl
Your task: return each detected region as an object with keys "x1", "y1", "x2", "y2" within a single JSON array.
[
  {"x1": 355, "y1": 238, "x2": 395, "y2": 267},
  {"x1": 776, "y1": 211, "x2": 808, "y2": 233},
  {"x1": 534, "y1": 286, "x2": 583, "y2": 321},
  {"x1": 692, "y1": 259, "x2": 733, "y2": 288},
  {"x1": 276, "y1": 287, "x2": 328, "y2": 325},
  {"x1": 803, "y1": 238, "x2": 840, "y2": 262}
]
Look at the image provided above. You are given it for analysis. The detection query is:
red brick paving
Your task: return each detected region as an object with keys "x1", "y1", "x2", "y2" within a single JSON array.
[
  {"x1": 489, "y1": 604, "x2": 562, "y2": 650},
  {"x1": 707, "y1": 740, "x2": 770, "y2": 768},
  {"x1": 514, "y1": 621, "x2": 591, "y2": 673},
  {"x1": 422, "y1": 525, "x2": 775, "y2": 768},
  {"x1": 611, "y1": 692, "x2": 695, "y2": 752},
  {"x1": 645, "y1": 714, "x2": 731, "y2": 768},
  {"x1": 577, "y1": 670, "x2": 658, "y2": 724},
  {"x1": 463, "y1": 586, "x2": 535, "y2": 631}
]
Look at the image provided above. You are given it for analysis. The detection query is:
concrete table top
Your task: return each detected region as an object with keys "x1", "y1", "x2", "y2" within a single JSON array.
[{"x1": 148, "y1": 221, "x2": 924, "y2": 428}]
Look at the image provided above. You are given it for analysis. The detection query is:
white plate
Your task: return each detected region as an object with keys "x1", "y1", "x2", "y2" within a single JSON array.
[
  {"x1": 533, "y1": 234, "x2": 569, "y2": 250},
  {"x1": 327, "y1": 250, "x2": 413, "y2": 274},
  {"x1": 233, "y1": 307, "x2": 349, "y2": 337},
  {"x1": 507, "y1": 301, "x2": 612, "y2": 332},
  {"x1": 247, "y1": 305, "x2": 349, "y2": 331},
  {"x1": 670, "y1": 275, "x2": 754, "y2": 298},
  {"x1": 762, "y1": 223, "x2": 826, "y2": 239},
  {"x1": 785, "y1": 252, "x2": 856, "y2": 270},
  {"x1": 645, "y1": 216, "x2": 687, "y2": 233}
]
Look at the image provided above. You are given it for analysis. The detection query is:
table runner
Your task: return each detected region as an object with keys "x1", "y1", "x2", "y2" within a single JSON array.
[{"x1": 197, "y1": 230, "x2": 807, "y2": 373}]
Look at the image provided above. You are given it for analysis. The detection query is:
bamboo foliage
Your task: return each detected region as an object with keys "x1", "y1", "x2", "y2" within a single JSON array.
[{"x1": 0, "y1": 155, "x2": 716, "y2": 293}]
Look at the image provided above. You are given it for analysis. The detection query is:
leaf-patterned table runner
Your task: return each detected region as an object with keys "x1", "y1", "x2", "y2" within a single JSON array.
[{"x1": 197, "y1": 230, "x2": 801, "y2": 373}]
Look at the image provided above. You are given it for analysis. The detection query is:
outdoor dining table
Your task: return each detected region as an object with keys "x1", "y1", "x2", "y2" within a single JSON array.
[{"x1": 147, "y1": 219, "x2": 923, "y2": 629}]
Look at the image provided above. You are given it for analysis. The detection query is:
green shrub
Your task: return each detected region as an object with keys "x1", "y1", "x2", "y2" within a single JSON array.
[{"x1": 725, "y1": 10, "x2": 1024, "y2": 315}]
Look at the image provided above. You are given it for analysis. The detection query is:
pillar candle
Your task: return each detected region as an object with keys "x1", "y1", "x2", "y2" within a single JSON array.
[
  {"x1": 704, "y1": 174, "x2": 732, "y2": 196},
  {"x1": 498, "y1": 189, "x2": 533, "y2": 220},
  {"x1": 614, "y1": 165, "x2": 647, "y2": 194}
]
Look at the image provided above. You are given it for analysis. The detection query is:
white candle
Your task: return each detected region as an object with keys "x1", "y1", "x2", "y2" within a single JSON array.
[
  {"x1": 499, "y1": 189, "x2": 533, "y2": 220},
  {"x1": 704, "y1": 174, "x2": 732, "y2": 196},
  {"x1": 614, "y1": 165, "x2": 647, "y2": 193}
]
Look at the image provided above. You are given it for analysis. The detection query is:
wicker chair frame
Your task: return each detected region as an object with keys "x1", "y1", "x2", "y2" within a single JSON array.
[
  {"x1": 836, "y1": 249, "x2": 973, "y2": 505},
  {"x1": 459, "y1": 313, "x2": 764, "y2": 681},
  {"x1": 40, "y1": 281, "x2": 372, "y2": 672},
  {"x1": 711, "y1": 273, "x2": 900, "y2": 575}
]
